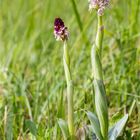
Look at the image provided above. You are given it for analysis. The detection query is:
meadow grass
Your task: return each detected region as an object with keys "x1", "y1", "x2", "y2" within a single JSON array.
[{"x1": 0, "y1": 0, "x2": 140, "y2": 139}]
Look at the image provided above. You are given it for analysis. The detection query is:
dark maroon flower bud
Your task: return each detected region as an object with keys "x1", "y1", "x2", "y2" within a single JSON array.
[{"x1": 54, "y1": 18, "x2": 69, "y2": 41}]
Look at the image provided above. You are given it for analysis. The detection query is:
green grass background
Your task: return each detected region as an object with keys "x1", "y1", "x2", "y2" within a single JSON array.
[{"x1": 0, "y1": 0, "x2": 140, "y2": 139}]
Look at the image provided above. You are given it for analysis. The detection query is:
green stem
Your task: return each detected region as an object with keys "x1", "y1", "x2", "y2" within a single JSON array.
[
  {"x1": 95, "y1": 15, "x2": 104, "y2": 57},
  {"x1": 63, "y1": 42, "x2": 75, "y2": 138},
  {"x1": 91, "y1": 15, "x2": 108, "y2": 140}
]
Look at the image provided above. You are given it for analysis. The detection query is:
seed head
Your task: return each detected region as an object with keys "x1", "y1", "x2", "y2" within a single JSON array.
[
  {"x1": 89, "y1": 0, "x2": 110, "y2": 15},
  {"x1": 54, "y1": 18, "x2": 69, "y2": 41}
]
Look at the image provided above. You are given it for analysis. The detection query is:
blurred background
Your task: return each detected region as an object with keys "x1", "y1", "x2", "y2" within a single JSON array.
[{"x1": 0, "y1": 0, "x2": 140, "y2": 139}]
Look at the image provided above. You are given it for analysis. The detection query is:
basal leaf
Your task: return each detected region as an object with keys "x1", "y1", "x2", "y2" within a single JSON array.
[
  {"x1": 109, "y1": 114, "x2": 129, "y2": 140},
  {"x1": 87, "y1": 111, "x2": 103, "y2": 140}
]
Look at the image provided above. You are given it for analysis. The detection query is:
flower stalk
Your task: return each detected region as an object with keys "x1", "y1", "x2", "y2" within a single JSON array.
[
  {"x1": 89, "y1": 1, "x2": 109, "y2": 139},
  {"x1": 95, "y1": 15, "x2": 104, "y2": 56},
  {"x1": 54, "y1": 18, "x2": 75, "y2": 139},
  {"x1": 63, "y1": 41, "x2": 75, "y2": 138},
  {"x1": 88, "y1": 1, "x2": 128, "y2": 140}
]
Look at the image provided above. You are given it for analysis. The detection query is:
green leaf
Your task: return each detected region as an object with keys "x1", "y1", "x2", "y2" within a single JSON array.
[
  {"x1": 87, "y1": 111, "x2": 103, "y2": 140},
  {"x1": 58, "y1": 119, "x2": 69, "y2": 140},
  {"x1": 25, "y1": 119, "x2": 37, "y2": 136},
  {"x1": 91, "y1": 46, "x2": 103, "y2": 80},
  {"x1": 5, "y1": 107, "x2": 13, "y2": 140},
  {"x1": 93, "y1": 79, "x2": 108, "y2": 139},
  {"x1": 109, "y1": 114, "x2": 129, "y2": 140},
  {"x1": 85, "y1": 125, "x2": 98, "y2": 140},
  {"x1": 57, "y1": 88, "x2": 65, "y2": 118}
]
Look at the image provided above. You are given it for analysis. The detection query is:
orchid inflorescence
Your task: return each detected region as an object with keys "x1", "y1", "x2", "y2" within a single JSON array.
[
  {"x1": 54, "y1": 18, "x2": 69, "y2": 41},
  {"x1": 89, "y1": 0, "x2": 110, "y2": 15}
]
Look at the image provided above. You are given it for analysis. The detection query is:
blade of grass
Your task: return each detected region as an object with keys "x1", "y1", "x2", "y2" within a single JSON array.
[{"x1": 69, "y1": 0, "x2": 90, "y2": 46}]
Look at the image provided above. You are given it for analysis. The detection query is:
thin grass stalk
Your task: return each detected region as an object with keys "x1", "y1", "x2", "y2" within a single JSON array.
[
  {"x1": 91, "y1": 15, "x2": 108, "y2": 139},
  {"x1": 63, "y1": 41, "x2": 75, "y2": 138},
  {"x1": 69, "y1": 0, "x2": 90, "y2": 46}
]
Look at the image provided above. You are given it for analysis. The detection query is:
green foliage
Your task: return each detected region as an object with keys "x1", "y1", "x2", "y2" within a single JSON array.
[
  {"x1": 87, "y1": 112, "x2": 128, "y2": 140},
  {"x1": 58, "y1": 119, "x2": 69, "y2": 140},
  {"x1": 87, "y1": 111, "x2": 103, "y2": 140},
  {"x1": 24, "y1": 120, "x2": 37, "y2": 136},
  {"x1": 0, "y1": 0, "x2": 139, "y2": 139},
  {"x1": 109, "y1": 114, "x2": 128, "y2": 140}
]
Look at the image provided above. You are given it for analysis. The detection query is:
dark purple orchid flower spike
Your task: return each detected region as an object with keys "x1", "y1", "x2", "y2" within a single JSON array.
[{"x1": 54, "y1": 18, "x2": 69, "y2": 41}]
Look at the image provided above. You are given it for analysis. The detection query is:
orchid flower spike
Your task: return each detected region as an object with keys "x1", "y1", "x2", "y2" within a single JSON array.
[
  {"x1": 54, "y1": 18, "x2": 69, "y2": 41},
  {"x1": 89, "y1": 0, "x2": 110, "y2": 15}
]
